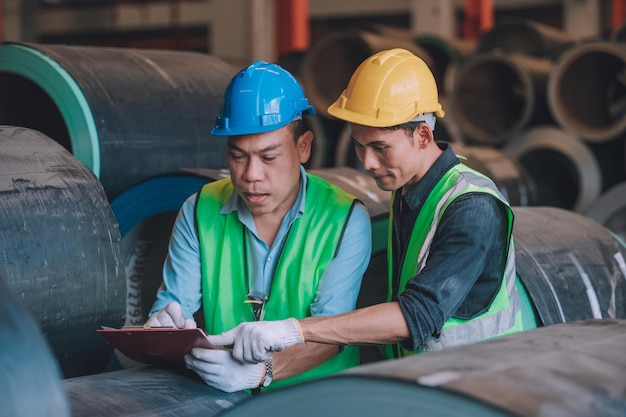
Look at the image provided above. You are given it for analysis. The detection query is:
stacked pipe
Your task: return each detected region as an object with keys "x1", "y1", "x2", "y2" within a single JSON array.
[{"x1": 450, "y1": 19, "x2": 626, "y2": 241}]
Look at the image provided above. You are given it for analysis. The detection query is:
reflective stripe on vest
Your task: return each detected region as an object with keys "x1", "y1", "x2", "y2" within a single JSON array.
[
  {"x1": 388, "y1": 164, "x2": 522, "y2": 356},
  {"x1": 196, "y1": 174, "x2": 360, "y2": 389}
]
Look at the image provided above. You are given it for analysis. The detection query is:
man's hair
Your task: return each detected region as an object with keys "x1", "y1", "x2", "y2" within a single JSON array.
[
  {"x1": 288, "y1": 119, "x2": 308, "y2": 143},
  {"x1": 381, "y1": 121, "x2": 422, "y2": 143}
]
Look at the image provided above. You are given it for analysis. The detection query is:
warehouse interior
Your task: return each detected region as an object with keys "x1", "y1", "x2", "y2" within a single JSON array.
[
  {"x1": 0, "y1": 0, "x2": 619, "y2": 63},
  {"x1": 1, "y1": 1, "x2": 626, "y2": 417}
]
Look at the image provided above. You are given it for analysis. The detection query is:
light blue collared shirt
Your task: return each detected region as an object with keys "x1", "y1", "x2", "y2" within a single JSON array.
[{"x1": 150, "y1": 166, "x2": 372, "y2": 319}]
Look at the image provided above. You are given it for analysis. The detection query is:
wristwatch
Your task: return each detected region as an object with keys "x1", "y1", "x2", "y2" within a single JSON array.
[{"x1": 260, "y1": 358, "x2": 273, "y2": 388}]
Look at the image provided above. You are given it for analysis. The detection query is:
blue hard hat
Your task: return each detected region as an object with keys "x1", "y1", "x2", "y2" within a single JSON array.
[{"x1": 211, "y1": 61, "x2": 316, "y2": 136}]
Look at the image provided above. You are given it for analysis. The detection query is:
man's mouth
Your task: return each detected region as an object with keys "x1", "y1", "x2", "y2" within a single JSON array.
[{"x1": 244, "y1": 192, "x2": 269, "y2": 204}]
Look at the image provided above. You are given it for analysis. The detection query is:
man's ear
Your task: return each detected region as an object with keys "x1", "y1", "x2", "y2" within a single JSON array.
[
  {"x1": 414, "y1": 122, "x2": 434, "y2": 148},
  {"x1": 297, "y1": 130, "x2": 313, "y2": 163}
]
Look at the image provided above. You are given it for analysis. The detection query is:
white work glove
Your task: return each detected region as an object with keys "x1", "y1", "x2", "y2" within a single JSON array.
[
  {"x1": 145, "y1": 301, "x2": 196, "y2": 329},
  {"x1": 184, "y1": 348, "x2": 265, "y2": 393},
  {"x1": 207, "y1": 318, "x2": 304, "y2": 364}
]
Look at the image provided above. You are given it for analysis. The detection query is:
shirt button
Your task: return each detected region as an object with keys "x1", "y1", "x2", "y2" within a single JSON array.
[{"x1": 267, "y1": 257, "x2": 272, "y2": 262}]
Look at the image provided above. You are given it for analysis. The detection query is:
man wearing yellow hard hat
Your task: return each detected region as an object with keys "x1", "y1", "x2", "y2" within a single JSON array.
[{"x1": 208, "y1": 48, "x2": 524, "y2": 361}]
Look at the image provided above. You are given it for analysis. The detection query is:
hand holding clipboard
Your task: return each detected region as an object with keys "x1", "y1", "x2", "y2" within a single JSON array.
[{"x1": 97, "y1": 326, "x2": 215, "y2": 367}]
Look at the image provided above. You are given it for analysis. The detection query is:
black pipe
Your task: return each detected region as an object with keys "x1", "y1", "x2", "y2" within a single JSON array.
[
  {"x1": 218, "y1": 319, "x2": 626, "y2": 417},
  {"x1": 0, "y1": 126, "x2": 125, "y2": 378},
  {"x1": 477, "y1": 18, "x2": 577, "y2": 59},
  {"x1": 513, "y1": 206, "x2": 626, "y2": 326},
  {"x1": 63, "y1": 366, "x2": 249, "y2": 417},
  {"x1": 413, "y1": 34, "x2": 476, "y2": 98},
  {"x1": 448, "y1": 142, "x2": 539, "y2": 206},
  {"x1": 0, "y1": 276, "x2": 70, "y2": 417},
  {"x1": 0, "y1": 42, "x2": 236, "y2": 200},
  {"x1": 504, "y1": 125, "x2": 602, "y2": 213},
  {"x1": 547, "y1": 41, "x2": 626, "y2": 143},
  {"x1": 451, "y1": 52, "x2": 553, "y2": 145},
  {"x1": 110, "y1": 169, "x2": 225, "y2": 327},
  {"x1": 585, "y1": 181, "x2": 626, "y2": 242}
]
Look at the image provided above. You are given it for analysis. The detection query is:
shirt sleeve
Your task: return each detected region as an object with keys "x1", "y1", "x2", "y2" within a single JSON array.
[
  {"x1": 309, "y1": 201, "x2": 372, "y2": 316},
  {"x1": 149, "y1": 193, "x2": 203, "y2": 319},
  {"x1": 397, "y1": 193, "x2": 508, "y2": 350}
]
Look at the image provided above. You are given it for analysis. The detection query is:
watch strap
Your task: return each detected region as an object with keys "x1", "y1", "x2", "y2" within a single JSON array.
[{"x1": 261, "y1": 357, "x2": 273, "y2": 387}]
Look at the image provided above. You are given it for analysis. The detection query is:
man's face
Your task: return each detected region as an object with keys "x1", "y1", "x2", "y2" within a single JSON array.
[
  {"x1": 350, "y1": 123, "x2": 424, "y2": 192},
  {"x1": 227, "y1": 124, "x2": 312, "y2": 218}
]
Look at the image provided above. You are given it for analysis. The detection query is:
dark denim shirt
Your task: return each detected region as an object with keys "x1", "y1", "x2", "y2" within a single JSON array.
[{"x1": 394, "y1": 143, "x2": 509, "y2": 351}]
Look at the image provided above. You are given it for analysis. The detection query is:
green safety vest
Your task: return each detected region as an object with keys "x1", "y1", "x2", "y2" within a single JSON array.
[
  {"x1": 196, "y1": 174, "x2": 360, "y2": 390},
  {"x1": 386, "y1": 163, "x2": 523, "y2": 358}
]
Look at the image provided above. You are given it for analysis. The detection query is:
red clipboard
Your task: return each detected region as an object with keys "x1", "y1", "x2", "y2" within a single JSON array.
[{"x1": 97, "y1": 326, "x2": 214, "y2": 366}]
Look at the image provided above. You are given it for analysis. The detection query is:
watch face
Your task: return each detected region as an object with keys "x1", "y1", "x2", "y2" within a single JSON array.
[{"x1": 261, "y1": 375, "x2": 272, "y2": 387}]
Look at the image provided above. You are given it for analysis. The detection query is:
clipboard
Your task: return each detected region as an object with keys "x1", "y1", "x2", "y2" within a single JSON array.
[{"x1": 97, "y1": 326, "x2": 214, "y2": 366}]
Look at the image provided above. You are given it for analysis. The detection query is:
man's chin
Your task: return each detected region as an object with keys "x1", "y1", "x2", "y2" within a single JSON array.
[{"x1": 374, "y1": 176, "x2": 395, "y2": 192}]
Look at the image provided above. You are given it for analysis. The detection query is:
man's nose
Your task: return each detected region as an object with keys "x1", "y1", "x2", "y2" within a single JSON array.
[
  {"x1": 361, "y1": 147, "x2": 379, "y2": 171},
  {"x1": 244, "y1": 158, "x2": 264, "y2": 181}
]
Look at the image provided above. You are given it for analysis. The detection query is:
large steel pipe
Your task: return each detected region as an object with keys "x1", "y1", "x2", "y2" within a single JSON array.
[
  {"x1": 0, "y1": 126, "x2": 125, "y2": 378},
  {"x1": 1, "y1": 276, "x2": 70, "y2": 417},
  {"x1": 0, "y1": 42, "x2": 235, "y2": 200},
  {"x1": 413, "y1": 34, "x2": 476, "y2": 98},
  {"x1": 302, "y1": 114, "x2": 329, "y2": 169},
  {"x1": 504, "y1": 125, "x2": 601, "y2": 213},
  {"x1": 63, "y1": 366, "x2": 249, "y2": 417},
  {"x1": 111, "y1": 169, "x2": 225, "y2": 328},
  {"x1": 219, "y1": 319, "x2": 626, "y2": 417},
  {"x1": 451, "y1": 53, "x2": 553, "y2": 145},
  {"x1": 448, "y1": 142, "x2": 538, "y2": 206},
  {"x1": 301, "y1": 30, "x2": 433, "y2": 118},
  {"x1": 477, "y1": 18, "x2": 577, "y2": 58},
  {"x1": 587, "y1": 135, "x2": 626, "y2": 192},
  {"x1": 547, "y1": 41, "x2": 626, "y2": 143},
  {"x1": 585, "y1": 181, "x2": 626, "y2": 242},
  {"x1": 513, "y1": 206, "x2": 626, "y2": 326}
]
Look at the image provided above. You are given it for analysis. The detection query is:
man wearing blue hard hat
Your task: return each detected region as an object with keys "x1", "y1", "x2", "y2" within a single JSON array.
[{"x1": 145, "y1": 62, "x2": 372, "y2": 393}]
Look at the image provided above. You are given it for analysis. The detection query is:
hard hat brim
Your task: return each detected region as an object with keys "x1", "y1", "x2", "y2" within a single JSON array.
[{"x1": 328, "y1": 101, "x2": 444, "y2": 127}]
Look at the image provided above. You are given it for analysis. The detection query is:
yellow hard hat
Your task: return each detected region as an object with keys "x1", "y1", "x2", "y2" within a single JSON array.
[{"x1": 327, "y1": 48, "x2": 445, "y2": 127}]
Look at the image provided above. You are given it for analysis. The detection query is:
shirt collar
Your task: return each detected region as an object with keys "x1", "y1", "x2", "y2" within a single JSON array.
[{"x1": 401, "y1": 142, "x2": 459, "y2": 210}]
